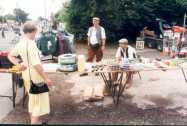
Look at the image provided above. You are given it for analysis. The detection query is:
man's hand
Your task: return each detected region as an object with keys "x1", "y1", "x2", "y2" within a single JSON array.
[
  {"x1": 18, "y1": 63, "x2": 27, "y2": 71},
  {"x1": 44, "y1": 78, "x2": 53, "y2": 89},
  {"x1": 101, "y1": 45, "x2": 105, "y2": 51}
]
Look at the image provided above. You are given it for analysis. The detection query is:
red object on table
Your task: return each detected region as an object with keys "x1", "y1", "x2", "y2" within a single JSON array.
[
  {"x1": 154, "y1": 62, "x2": 165, "y2": 68},
  {"x1": 173, "y1": 26, "x2": 186, "y2": 33},
  {"x1": 0, "y1": 51, "x2": 9, "y2": 57},
  {"x1": 0, "y1": 51, "x2": 13, "y2": 68}
]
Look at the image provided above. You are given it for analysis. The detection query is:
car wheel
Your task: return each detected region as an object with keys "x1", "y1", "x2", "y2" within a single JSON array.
[
  {"x1": 147, "y1": 41, "x2": 157, "y2": 48},
  {"x1": 157, "y1": 44, "x2": 163, "y2": 51},
  {"x1": 147, "y1": 42, "x2": 153, "y2": 48}
]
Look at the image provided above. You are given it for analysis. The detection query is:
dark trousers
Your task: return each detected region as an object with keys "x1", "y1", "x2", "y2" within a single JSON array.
[
  {"x1": 87, "y1": 46, "x2": 103, "y2": 62},
  {"x1": 2, "y1": 31, "x2": 5, "y2": 38}
]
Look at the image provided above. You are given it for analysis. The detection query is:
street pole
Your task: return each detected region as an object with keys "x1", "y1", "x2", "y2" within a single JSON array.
[
  {"x1": 16, "y1": 2, "x2": 20, "y2": 25},
  {"x1": 182, "y1": 13, "x2": 186, "y2": 44},
  {"x1": 44, "y1": 0, "x2": 47, "y2": 19},
  {"x1": 43, "y1": 0, "x2": 48, "y2": 30}
]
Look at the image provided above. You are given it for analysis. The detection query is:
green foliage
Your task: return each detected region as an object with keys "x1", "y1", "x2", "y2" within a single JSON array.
[
  {"x1": 55, "y1": 0, "x2": 187, "y2": 43},
  {"x1": 14, "y1": 8, "x2": 28, "y2": 23},
  {"x1": 4, "y1": 14, "x2": 16, "y2": 21},
  {"x1": 54, "y1": 8, "x2": 68, "y2": 22},
  {"x1": 177, "y1": 0, "x2": 187, "y2": 7},
  {"x1": 0, "y1": 16, "x2": 6, "y2": 23}
]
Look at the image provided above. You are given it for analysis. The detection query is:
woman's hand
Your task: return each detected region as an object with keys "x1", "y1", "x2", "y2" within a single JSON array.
[
  {"x1": 115, "y1": 57, "x2": 122, "y2": 65},
  {"x1": 44, "y1": 78, "x2": 53, "y2": 89},
  {"x1": 17, "y1": 63, "x2": 27, "y2": 71}
]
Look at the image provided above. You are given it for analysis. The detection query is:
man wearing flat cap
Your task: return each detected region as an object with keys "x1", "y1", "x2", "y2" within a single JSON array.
[
  {"x1": 115, "y1": 38, "x2": 137, "y2": 63},
  {"x1": 87, "y1": 17, "x2": 106, "y2": 62},
  {"x1": 114, "y1": 38, "x2": 137, "y2": 89}
]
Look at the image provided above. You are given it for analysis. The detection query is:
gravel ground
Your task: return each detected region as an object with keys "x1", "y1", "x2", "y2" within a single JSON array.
[{"x1": 2, "y1": 43, "x2": 187, "y2": 125}]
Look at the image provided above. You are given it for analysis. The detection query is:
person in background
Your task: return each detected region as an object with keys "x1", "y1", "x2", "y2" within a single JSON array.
[
  {"x1": 115, "y1": 38, "x2": 137, "y2": 89},
  {"x1": 115, "y1": 38, "x2": 137, "y2": 63},
  {"x1": 8, "y1": 21, "x2": 52, "y2": 124},
  {"x1": 87, "y1": 17, "x2": 106, "y2": 63},
  {"x1": 1, "y1": 27, "x2": 5, "y2": 38}
]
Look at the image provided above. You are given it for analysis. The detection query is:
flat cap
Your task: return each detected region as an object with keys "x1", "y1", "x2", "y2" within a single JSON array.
[
  {"x1": 92, "y1": 17, "x2": 100, "y2": 21},
  {"x1": 119, "y1": 38, "x2": 128, "y2": 44}
]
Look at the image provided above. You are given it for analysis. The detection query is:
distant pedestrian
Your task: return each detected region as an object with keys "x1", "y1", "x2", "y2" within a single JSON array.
[
  {"x1": 87, "y1": 17, "x2": 106, "y2": 62},
  {"x1": 1, "y1": 28, "x2": 5, "y2": 38}
]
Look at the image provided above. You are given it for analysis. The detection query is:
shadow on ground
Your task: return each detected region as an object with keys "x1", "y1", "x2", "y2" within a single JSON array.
[
  {"x1": 1, "y1": 44, "x2": 186, "y2": 125},
  {"x1": 2, "y1": 73, "x2": 187, "y2": 125}
]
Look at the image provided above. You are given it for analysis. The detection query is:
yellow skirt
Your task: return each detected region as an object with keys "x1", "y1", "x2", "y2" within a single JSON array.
[{"x1": 23, "y1": 74, "x2": 50, "y2": 117}]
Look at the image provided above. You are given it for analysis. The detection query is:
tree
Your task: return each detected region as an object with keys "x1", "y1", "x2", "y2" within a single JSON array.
[
  {"x1": 0, "y1": 16, "x2": 6, "y2": 23},
  {"x1": 55, "y1": 0, "x2": 187, "y2": 43},
  {"x1": 13, "y1": 8, "x2": 28, "y2": 23},
  {"x1": 54, "y1": 7, "x2": 68, "y2": 22},
  {"x1": 4, "y1": 14, "x2": 16, "y2": 21},
  {"x1": 177, "y1": 0, "x2": 187, "y2": 7}
]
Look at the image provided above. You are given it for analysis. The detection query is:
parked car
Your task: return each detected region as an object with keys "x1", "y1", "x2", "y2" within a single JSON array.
[{"x1": 141, "y1": 18, "x2": 173, "y2": 51}]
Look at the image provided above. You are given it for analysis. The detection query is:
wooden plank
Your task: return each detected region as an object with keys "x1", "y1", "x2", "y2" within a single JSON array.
[{"x1": 0, "y1": 69, "x2": 10, "y2": 73}]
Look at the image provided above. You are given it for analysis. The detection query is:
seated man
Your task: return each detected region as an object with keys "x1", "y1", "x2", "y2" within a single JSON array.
[
  {"x1": 114, "y1": 38, "x2": 137, "y2": 89},
  {"x1": 115, "y1": 38, "x2": 137, "y2": 63},
  {"x1": 103, "y1": 38, "x2": 137, "y2": 96}
]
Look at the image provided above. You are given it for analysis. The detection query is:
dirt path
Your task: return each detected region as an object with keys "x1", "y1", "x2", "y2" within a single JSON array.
[{"x1": 3, "y1": 44, "x2": 187, "y2": 125}]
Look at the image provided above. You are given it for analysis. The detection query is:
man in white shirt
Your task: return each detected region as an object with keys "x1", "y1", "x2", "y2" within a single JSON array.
[
  {"x1": 87, "y1": 17, "x2": 106, "y2": 62},
  {"x1": 113, "y1": 38, "x2": 137, "y2": 89},
  {"x1": 115, "y1": 38, "x2": 137, "y2": 63}
]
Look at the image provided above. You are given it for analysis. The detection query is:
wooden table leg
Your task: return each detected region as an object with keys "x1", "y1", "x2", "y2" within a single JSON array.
[
  {"x1": 100, "y1": 73, "x2": 110, "y2": 93},
  {"x1": 116, "y1": 72, "x2": 130, "y2": 105},
  {"x1": 115, "y1": 72, "x2": 124, "y2": 105},
  {"x1": 108, "y1": 73, "x2": 116, "y2": 103},
  {"x1": 100, "y1": 71, "x2": 132, "y2": 105},
  {"x1": 0, "y1": 73, "x2": 18, "y2": 108},
  {"x1": 181, "y1": 68, "x2": 187, "y2": 83},
  {"x1": 12, "y1": 73, "x2": 18, "y2": 108},
  {"x1": 100, "y1": 72, "x2": 116, "y2": 102},
  {"x1": 22, "y1": 87, "x2": 28, "y2": 108},
  {"x1": 138, "y1": 71, "x2": 142, "y2": 80}
]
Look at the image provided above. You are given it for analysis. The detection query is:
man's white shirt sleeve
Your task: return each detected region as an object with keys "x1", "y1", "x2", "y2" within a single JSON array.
[
  {"x1": 101, "y1": 27, "x2": 106, "y2": 39},
  {"x1": 115, "y1": 47, "x2": 121, "y2": 58},
  {"x1": 87, "y1": 27, "x2": 91, "y2": 37}
]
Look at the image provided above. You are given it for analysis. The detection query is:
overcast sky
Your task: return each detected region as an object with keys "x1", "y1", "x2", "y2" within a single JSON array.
[{"x1": 0, "y1": 0, "x2": 68, "y2": 20}]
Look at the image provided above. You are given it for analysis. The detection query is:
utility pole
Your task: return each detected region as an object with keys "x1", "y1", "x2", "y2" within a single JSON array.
[
  {"x1": 44, "y1": 0, "x2": 47, "y2": 19},
  {"x1": 16, "y1": 2, "x2": 20, "y2": 25},
  {"x1": 182, "y1": 13, "x2": 187, "y2": 42},
  {"x1": 43, "y1": 0, "x2": 48, "y2": 30}
]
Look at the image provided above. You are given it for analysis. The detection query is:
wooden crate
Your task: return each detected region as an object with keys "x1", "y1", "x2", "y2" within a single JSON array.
[{"x1": 136, "y1": 40, "x2": 145, "y2": 49}]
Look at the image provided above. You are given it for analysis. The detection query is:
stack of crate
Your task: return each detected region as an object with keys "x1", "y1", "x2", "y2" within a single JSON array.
[{"x1": 136, "y1": 37, "x2": 145, "y2": 50}]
